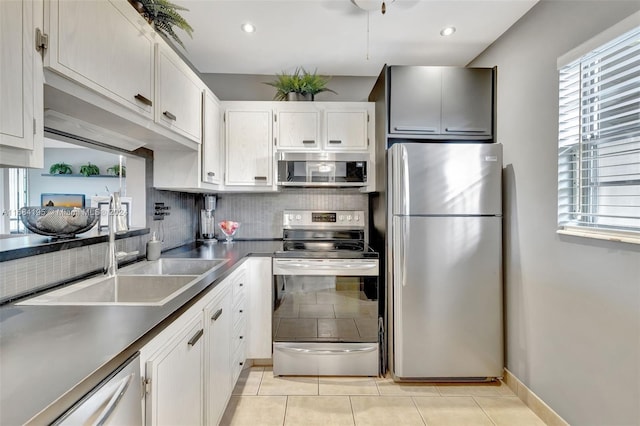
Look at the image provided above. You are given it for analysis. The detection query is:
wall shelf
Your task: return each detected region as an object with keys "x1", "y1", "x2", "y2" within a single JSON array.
[{"x1": 41, "y1": 174, "x2": 124, "y2": 178}]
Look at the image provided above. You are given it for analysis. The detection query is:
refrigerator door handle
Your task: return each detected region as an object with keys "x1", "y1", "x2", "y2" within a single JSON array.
[
  {"x1": 393, "y1": 217, "x2": 408, "y2": 287},
  {"x1": 391, "y1": 144, "x2": 410, "y2": 215}
]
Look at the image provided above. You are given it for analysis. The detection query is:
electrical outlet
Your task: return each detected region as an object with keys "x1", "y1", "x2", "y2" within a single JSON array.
[{"x1": 154, "y1": 203, "x2": 171, "y2": 220}]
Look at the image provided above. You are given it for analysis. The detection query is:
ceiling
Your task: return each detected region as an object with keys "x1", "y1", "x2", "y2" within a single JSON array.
[{"x1": 172, "y1": 0, "x2": 539, "y2": 77}]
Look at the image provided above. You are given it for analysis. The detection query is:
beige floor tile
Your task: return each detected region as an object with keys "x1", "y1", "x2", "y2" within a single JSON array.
[
  {"x1": 375, "y1": 377, "x2": 440, "y2": 396},
  {"x1": 275, "y1": 318, "x2": 318, "y2": 338},
  {"x1": 319, "y1": 377, "x2": 380, "y2": 395},
  {"x1": 413, "y1": 396, "x2": 494, "y2": 426},
  {"x1": 285, "y1": 396, "x2": 355, "y2": 426},
  {"x1": 474, "y1": 396, "x2": 547, "y2": 426},
  {"x1": 318, "y1": 318, "x2": 360, "y2": 339},
  {"x1": 351, "y1": 396, "x2": 425, "y2": 426},
  {"x1": 437, "y1": 382, "x2": 515, "y2": 397},
  {"x1": 259, "y1": 368, "x2": 319, "y2": 395},
  {"x1": 220, "y1": 396, "x2": 286, "y2": 426},
  {"x1": 299, "y1": 303, "x2": 336, "y2": 318},
  {"x1": 232, "y1": 366, "x2": 264, "y2": 395}
]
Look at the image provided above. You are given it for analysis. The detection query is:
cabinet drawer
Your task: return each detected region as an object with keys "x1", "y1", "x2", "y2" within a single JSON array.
[
  {"x1": 232, "y1": 298, "x2": 246, "y2": 329},
  {"x1": 232, "y1": 340, "x2": 246, "y2": 383}
]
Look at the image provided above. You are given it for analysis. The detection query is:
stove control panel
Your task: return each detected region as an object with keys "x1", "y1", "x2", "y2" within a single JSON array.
[{"x1": 283, "y1": 210, "x2": 365, "y2": 229}]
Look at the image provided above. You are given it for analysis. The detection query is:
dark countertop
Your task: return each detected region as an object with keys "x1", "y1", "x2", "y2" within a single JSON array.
[
  {"x1": 0, "y1": 240, "x2": 282, "y2": 426},
  {"x1": 0, "y1": 228, "x2": 150, "y2": 262}
]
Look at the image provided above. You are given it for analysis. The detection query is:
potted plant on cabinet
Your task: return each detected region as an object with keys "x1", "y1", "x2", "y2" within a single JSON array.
[
  {"x1": 107, "y1": 164, "x2": 126, "y2": 177},
  {"x1": 128, "y1": 0, "x2": 193, "y2": 49},
  {"x1": 265, "y1": 67, "x2": 337, "y2": 101}
]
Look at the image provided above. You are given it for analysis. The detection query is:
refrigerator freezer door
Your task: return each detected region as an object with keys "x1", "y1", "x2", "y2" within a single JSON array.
[
  {"x1": 390, "y1": 143, "x2": 502, "y2": 216},
  {"x1": 392, "y1": 215, "x2": 503, "y2": 379}
]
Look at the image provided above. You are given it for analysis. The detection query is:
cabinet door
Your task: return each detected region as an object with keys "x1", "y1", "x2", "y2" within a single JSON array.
[
  {"x1": 441, "y1": 68, "x2": 493, "y2": 137},
  {"x1": 47, "y1": 0, "x2": 154, "y2": 118},
  {"x1": 202, "y1": 91, "x2": 221, "y2": 184},
  {"x1": 146, "y1": 314, "x2": 204, "y2": 426},
  {"x1": 276, "y1": 111, "x2": 320, "y2": 150},
  {"x1": 204, "y1": 285, "x2": 233, "y2": 426},
  {"x1": 0, "y1": 0, "x2": 43, "y2": 168},
  {"x1": 156, "y1": 45, "x2": 203, "y2": 143},
  {"x1": 225, "y1": 110, "x2": 273, "y2": 186},
  {"x1": 389, "y1": 66, "x2": 441, "y2": 135},
  {"x1": 326, "y1": 110, "x2": 369, "y2": 151},
  {"x1": 245, "y1": 257, "x2": 273, "y2": 359}
]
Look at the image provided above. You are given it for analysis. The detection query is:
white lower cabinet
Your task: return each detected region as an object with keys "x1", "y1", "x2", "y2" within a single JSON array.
[
  {"x1": 139, "y1": 259, "x2": 271, "y2": 425},
  {"x1": 204, "y1": 283, "x2": 233, "y2": 426},
  {"x1": 245, "y1": 257, "x2": 273, "y2": 359},
  {"x1": 145, "y1": 312, "x2": 205, "y2": 426}
]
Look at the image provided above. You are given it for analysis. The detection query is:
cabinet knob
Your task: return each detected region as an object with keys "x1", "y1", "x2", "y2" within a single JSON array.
[
  {"x1": 239, "y1": 336, "x2": 243, "y2": 339},
  {"x1": 134, "y1": 94, "x2": 152, "y2": 107},
  {"x1": 239, "y1": 309, "x2": 243, "y2": 313},
  {"x1": 328, "y1": 140, "x2": 343, "y2": 144},
  {"x1": 207, "y1": 172, "x2": 215, "y2": 176},
  {"x1": 254, "y1": 176, "x2": 267, "y2": 181},
  {"x1": 239, "y1": 362, "x2": 244, "y2": 366},
  {"x1": 239, "y1": 283, "x2": 244, "y2": 287},
  {"x1": 302, "y1": 140, "x2": 315, "y2": 144}
]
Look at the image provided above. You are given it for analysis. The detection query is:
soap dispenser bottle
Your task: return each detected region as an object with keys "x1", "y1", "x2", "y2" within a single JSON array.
[{"x1": 146, "y1": 232, "x2": 162, "y2": 261}]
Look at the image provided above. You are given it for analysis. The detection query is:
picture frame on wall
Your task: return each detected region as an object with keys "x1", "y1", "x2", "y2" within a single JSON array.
[
  {"x1": 40, "y1": 193, "x2": 86, "y2": 208},
  {"x1": 91, "y1": 196, "x2": 131, "y2": 231}
]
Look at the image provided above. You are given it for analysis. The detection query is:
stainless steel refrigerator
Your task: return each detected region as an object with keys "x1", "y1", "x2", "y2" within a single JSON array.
[{"x1": 387, "y1": 142, "x2": 503, "y2": 380}]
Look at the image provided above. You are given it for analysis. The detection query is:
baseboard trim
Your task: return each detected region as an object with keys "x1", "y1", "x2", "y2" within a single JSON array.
[{"x1": 503, "y1": 368, "x2": 570, "y2": 426}]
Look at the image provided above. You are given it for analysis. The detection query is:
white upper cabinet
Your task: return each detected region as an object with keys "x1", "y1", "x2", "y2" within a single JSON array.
[
  {"x1": 45, "y1": 0, "x2": 155, "y2": 118},
  {"x1": 326, "y1": 109, "x2": 369, "y2": 151},
  {"x1": 0, "y1": 0, "x2": 44, "y2": 168},
  {"x1": 202, "y1": 90, "x2": 222, "y2": 185},
  {"x1": 225, "y1": 106, "x2": 273, "y2": 187},
  {"x1": 156, "y1": 44, "x2": 203, "y2": 143},
  {"x1": 276, "y1": 109, "x2": 320, "y2": 150},
  {"x1": 274, "y1": 102, "x2": 372, "y2": 152}
]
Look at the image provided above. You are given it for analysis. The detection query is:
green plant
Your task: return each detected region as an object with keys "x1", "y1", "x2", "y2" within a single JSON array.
[
  {"x1": 265, "y1": 67, "x2": 337, "y2": 101},
  {"x1": 79, "y1": 163, "x2": 100, "y2": 177},
  {"x1": 107, "y1": 164, "x2": 126, "y2": 177},
  {"x1": 49, "y1": 162, "x2": 73, "y2": 175},
  {"x1": 131, "y1": 0, "x2": 193, "y2": 49}
]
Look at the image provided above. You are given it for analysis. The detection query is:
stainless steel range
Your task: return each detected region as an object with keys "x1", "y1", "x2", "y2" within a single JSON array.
[{"x1": 272, "y1": 210, "x2": 380, "y2": 376}]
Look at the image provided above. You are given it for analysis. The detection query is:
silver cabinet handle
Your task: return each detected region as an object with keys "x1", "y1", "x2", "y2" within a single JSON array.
[
  {"x1": 94, "y1": 373, "x2": 133, "y2": 426},
  {"x1": 187, "y1": 329, "x2": 204, "y2": 346},
  {"x1": 254, "y1": 176, "x2": 267, "y2": 181},
  {"x1": 163, "y1": 111, "x2": 177, "y2": 121},
  {"x1": 444, "y1": 128, "x2": 487, "y2": 133},
  {"x1": 207, "y1": 172, "x2": 215, "y2": 177},
  {"x1": 393, "y1": 126, "x2": 436, "y2": 132},
  {"x1": 328, "y1": 140, "x2": 342, "y2": 144},
  {"x1": 134, "y1": 94, "x2": 152, "y2": 106},
  {"x1": 302, "y1": 140, "x2": 315, "y2": 144},
  {"x1": 211, "y1": 308, "x2": 223, "y2": 321}
]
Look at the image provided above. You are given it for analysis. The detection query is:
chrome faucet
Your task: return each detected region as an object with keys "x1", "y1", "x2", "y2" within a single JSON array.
[{"x1": 104, "y1": 191, "x2": 138, "y2": 276}]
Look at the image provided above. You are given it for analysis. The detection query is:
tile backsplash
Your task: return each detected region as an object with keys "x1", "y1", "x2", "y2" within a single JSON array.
[
  {"x1": 0, "y1": 234, "x2": 147, "y2": 302},
  {"x1": 212, "y1": 189, "x2": 369, "y2": 239}
]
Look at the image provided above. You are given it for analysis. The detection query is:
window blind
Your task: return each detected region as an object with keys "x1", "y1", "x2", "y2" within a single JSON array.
[{"x1": 558, "y1": 26, "x2": 640, "y2": 236}]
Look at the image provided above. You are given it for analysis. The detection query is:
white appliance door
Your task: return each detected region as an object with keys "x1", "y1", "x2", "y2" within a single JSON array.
[
  {"x1": 392, "y1": 215, "x2": 503, "y2": 379},
  {"x1": 390, "y1": 143, "x2": 502, "y2": 216}
]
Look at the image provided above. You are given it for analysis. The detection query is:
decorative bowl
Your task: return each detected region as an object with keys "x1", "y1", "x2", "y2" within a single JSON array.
[
  {"x1": 218, "y1": 220, "x2": 240, "y2": 243},
  {"x1": 19, "y1": 207, "x2": 100, "y2": 239}
]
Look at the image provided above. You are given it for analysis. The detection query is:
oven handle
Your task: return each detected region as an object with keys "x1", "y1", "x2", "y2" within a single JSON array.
[
  {"x1": 275, "y1": 261, "x2": 377, "y2": 270},
  {"x1": 277, "y1": 346, "x2": 377, "y2": 355}
]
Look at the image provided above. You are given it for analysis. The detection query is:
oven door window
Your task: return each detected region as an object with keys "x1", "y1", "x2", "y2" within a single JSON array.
[
  {"x1": 273, "y1": 275, "x2": 378, "y2": 343},
  {"x1": 277, "y1": 160, "x2": 367, "y2": 185}
]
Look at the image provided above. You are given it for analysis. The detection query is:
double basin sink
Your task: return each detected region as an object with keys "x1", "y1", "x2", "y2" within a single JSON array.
[{"x1": 18, "y1": 258, "x2": 228, "y2": 306}]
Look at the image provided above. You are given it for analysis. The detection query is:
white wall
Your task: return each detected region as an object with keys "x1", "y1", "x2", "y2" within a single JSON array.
[{"x1": 470, "y1": 1, "x2": 640, "y2": 425}]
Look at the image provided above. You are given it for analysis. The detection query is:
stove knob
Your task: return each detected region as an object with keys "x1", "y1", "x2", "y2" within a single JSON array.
[
  {"x1": 296, "y1": 215, "x2": 302, "y2": 220},
  {"x1": 347, "y1": 215, "x2": 353, "y2": 221},
  {"x1": 339, "y1": 215, "x2": 344, "y2": 221},
  {"x1": 355, "y1": 215, "x2": 360, "y2": 222}
]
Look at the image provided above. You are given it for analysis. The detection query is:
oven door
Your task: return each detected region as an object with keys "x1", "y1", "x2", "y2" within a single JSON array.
[{"x1": 272, "y1": 258, "x2": 380, "y2": 375}]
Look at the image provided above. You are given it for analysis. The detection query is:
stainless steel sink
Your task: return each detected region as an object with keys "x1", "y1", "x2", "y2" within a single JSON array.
[
  {"x1": 18, "y1": 258, "x2": 229, "y2": 306},
  {"x1": 18, "y1": 275, "x2": 200, "y2": 306},
  {"x1": 119, "y1": 258, "x2": 227, "y2": 276}
]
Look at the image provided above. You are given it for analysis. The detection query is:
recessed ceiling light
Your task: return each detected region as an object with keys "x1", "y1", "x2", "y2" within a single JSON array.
[
  {"x1": 241, "y1": 23, "x2": 255, "y2": 33},
  {"x1": 440, "y1": 26, "x2": 456, "y2": 37}
]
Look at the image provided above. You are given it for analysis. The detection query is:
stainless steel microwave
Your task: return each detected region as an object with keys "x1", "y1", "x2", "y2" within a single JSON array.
[{"x1": 276, "y1": 152, "x2": 368, "y2": 187}]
